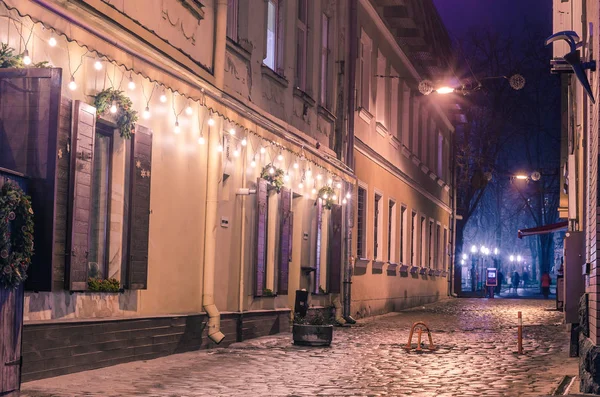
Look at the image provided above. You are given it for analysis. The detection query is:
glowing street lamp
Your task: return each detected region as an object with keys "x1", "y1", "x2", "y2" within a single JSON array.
[
  {"x1": 517, "y1": 255, "x2": 522, "y2": 262},
  {"x1": 436, "y1": 86, "x2": 455, "y2": 94},
  {"x1": 510, "y1": 255, "x2": 515, "y2": 262},
  {"x1": 514, "y1": 174, "x2": 529, "y2": 180},
  {"x1": 471, "y1": 245, "x2": 478, "y2": 254}
]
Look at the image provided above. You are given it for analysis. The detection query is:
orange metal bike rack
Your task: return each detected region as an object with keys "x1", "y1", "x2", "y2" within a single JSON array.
[{"x1": 404, "y1": 322, "x2": 436, "y2": 352}]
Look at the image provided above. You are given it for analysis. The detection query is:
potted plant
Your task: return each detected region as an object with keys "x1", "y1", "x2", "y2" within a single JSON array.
[{"x1": 293, "y1": 310, "x2": 333, "y2": 346}]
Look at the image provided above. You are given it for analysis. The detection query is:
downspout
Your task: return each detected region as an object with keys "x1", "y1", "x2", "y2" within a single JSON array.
[
  {"x1": 213, "y1": 0, "x2": 227, "y2": 90},
  {"x1": 203, "y1": 115, "x2": 225, "y2": 344},
  {"x1": 343, "y1": 0, "x2": 358, "y2": 322},
  {"x1": 238, "y1": 140, "x2": 248, "y2": 313},
  {"x1": 449, "y1": 129, "x2": 457, "y2": 297}
]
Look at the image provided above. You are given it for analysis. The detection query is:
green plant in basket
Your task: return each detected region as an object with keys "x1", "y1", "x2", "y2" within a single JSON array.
[
  {"x1": 93, "y1": 88, "x2": 138, "y2": 139},
  {"x1": 260, "y1": 164, "x2": 285, "y2": 192}
]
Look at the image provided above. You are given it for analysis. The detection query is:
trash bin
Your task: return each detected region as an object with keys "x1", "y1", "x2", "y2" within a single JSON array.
[{"x1": 294, "y1": 289, "x2": 308, "y2": 317}]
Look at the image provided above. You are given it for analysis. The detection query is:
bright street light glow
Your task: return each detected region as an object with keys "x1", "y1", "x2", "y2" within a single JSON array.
[
  {"x1": 517, "y1": 255, "x2": 522, "y2": 262},
  {"x1": 470, "y1": 245, "x2": 478, "y2": 254},
  {"x1": 462, "y1": 254, "x2": 467, "y2": 260},
  {"x1": 515, "y1": 174, "x2": 528, "y2": 180},
  {"x1": 494, "y1": 248, "x2": 499, "y2": 255},
  {"x1": 436, "y1": 86, "x2": 455, "y2": 94},
  {"x1": 510, "y1": 255, "x2": 515, "y2": 262}
]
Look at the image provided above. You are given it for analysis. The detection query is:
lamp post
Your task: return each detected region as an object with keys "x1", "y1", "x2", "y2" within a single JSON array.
[{"x1": 470, "y1": 245, "x2": 478, "y2": 292}]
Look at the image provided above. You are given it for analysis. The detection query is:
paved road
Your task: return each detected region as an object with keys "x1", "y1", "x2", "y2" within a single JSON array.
[{"x1": 22, "y1": 298, "x2": 577, "y2": 397}]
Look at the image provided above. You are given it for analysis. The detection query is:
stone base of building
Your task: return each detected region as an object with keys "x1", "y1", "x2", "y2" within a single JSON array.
[
  {"x1": 22, "y1": 309, "x2": 291, "y2": 382},
  {"x1": 579, "y1": 334, "x2": 600, "y2": 393}
]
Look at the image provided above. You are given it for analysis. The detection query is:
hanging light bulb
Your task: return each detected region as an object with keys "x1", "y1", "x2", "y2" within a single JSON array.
[
  {"x1": 68, "y1": 76, "x2": 77, "y2": 91},
  {"x1": 110, "y1": 101, "x2": 118, "y2": 114},
  {"x1": 233, "y1": 147, "x2": 240, "y2": 157},
  {"x1": 128, "y1": 75, "x2": 136, "y2": 90},
  {"x1": 260, "y1": 146, "x2": 266, "y2": 154},
  {"x1": 48, "y1": 36, "x2": 57, "y2": 47},
  {"x1": 94, "y1": 59, "x2": 103, "y2": 71},
  {"x1": 346, "y1": 192, "x2": 351, "y2": 199},
  {"x1": 174, "y1": 121, "x2": 181, "y2": 134},
  {"x1": 284, "y1": 173, "x2": 290, "y2": 182},
  {"x1": 322, "y1": 193, "x2": 328, "y2": 199},
  {"x1": 143, "y1": 106, "x2": 151, "y2": 120},
  {"x1": 277, "y1": 151, "x2": 284, "y2": 161},
  {"x1": 241, "y1": 138, "x2": 247, "y2": 146},
  {"x1": 306, "y1": 168, "x2": 312, "y2": 177},
  {"x1": 185, "y1": 103, "x2": 193, "y2": 115},
  {"x1": 298, "y1": 182, "x2": 304, "y2": 189},
  {"x1": 208, "y1": 118, "x2": 215, "y2": 126},
  {"x1": 312, "y1": 187, "x2": 317, "y2": 195},
  {"x1": 22, "y1": 49, "x2": 31, "y2": 66},
  {"x1": 316, "y1": 174, "x2": 323, "y2": 181},
  {"x1": 198, "y1": 134, "x2": 205, "y2": 145},
  {"x1": 336, "y1": 182, "x2": 342, "y2": 189},
  {"x1": 159, "y1": 89, "x2": 167, "y2": 103},
  {"x1": 229, "y1": 128, "x2": 236, "y2": 136},
  {"x1": 342, "y1": 198, "x2": 347, "y2": 204},
  {"x1": 327, "y1": 177, "x2": 333, "y2": 185},
  {"x1": 269, "y1": 166, "x2": 275, "y2": 174},
  {"x1": 332, "y1": 194, "x2": 337, "y2": 201},
  {"x1": 293, "y1": 161, "x2": 299, "y2": 169},
  {"x1": 217, "y1": 144, "x2": 224, "y2": 152},
  {"x1": 250, "y1": 156, "x2": 257, "y2": 168}
]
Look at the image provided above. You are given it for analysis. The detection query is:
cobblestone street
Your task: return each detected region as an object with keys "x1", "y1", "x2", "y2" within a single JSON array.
[{"x1": 21, "y1": 298, "x2": 577, "y2": 397}]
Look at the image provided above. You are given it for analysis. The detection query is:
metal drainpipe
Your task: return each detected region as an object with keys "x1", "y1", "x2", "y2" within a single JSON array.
[
  {"x1": 202, "y1": 115, "x2": 225, "y2": 344},
  {"x1": 449, "y1": 129, "x2": 458, "y2": 297},
  {"x1": 343, "y1": 0, "x2": 358, "y2": 321}
]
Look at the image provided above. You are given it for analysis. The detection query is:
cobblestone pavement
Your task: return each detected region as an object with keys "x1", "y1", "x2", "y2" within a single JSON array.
[{"x1": 22, "y1": 298, "x2": 578, "y2": 397}]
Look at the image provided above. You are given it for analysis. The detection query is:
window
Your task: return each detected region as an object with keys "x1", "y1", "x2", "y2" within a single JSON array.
[
  {"x1": 359, "y1": 30, "x2": 372, "y2": 111},
  {"x1": 374, "y1": 193, "x2": 382, "y2": 260},
  {"x1": 295, "y1": 0, "x2": 308, "y2": 89},
  {"x1": 388, "y1": 200, "x2": 396, "y2": 262},
  {"x1": 357, "y1": 186, "x2": 367, "y2": 258},
  {"x1": 428, "y1": 220, "x2": 434, "y2": 268},
  {"x1": 89, "y1": 124, "x2": 113, "y2": 279},
  {"x1": 411, "y1": 211, "x2": 417, "y2": 265},
  {"x1": 402, "y1": 83, "x2": 410, "y2": 145},
  {"x1": 390, "y1": 66, "x2": 399, "y2": 138},
  {"x1": 226, "y1": 0, "x2": 239, "y2": 41},
  {"x1": 421, "y1": 109, "x2": 428, "y2": 162},
  {"x1": 265, "y1": 0, "x2": 282, "y2": 72},
  {"x1": 400, "y1": 206, "x2": 407, "y2": 263},
  {"x1": 438, "y1": 132, "x2": 444, "y2": 177},
  {"x1": 443, "y1": 227, "x2": 448, "y2": 271},
  {"x1": 435, "y1": 223, "x2": 441, "y2": 269},
  {"x1": 320, "y1": 13, "x2": 330, "y2": 107},
  {"x1": 420, "y1": 215, "x2": 426, "y2": 267},
  {"x1": 376, "y1": 51, "x2": 387, "y2": 127},
  {"x1": 412, "y1": 101, "x2": 420, "y2": 153}
]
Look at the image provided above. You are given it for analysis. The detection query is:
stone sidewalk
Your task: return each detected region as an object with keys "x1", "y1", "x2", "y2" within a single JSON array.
[{"x1": 22, "y1": 298, "x2": 578, "y2": 397}]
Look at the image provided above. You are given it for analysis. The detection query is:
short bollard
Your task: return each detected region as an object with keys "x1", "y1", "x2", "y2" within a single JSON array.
[
  {"x1": 517, "y1": 311, "x2": 523, "y2": 354},
  {"x1": 404, "y1": 322, "x2": 436, "y2": 352}
]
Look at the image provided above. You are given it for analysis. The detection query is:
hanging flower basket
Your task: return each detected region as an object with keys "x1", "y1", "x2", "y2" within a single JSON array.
[
  {"x1": 318, "y1": 186, "x2": 336, "y2": 209},
  {"x1": 260, "y1": 164, "x2": 285, "y2": 193},
  {"x1": 0, "y1": 182, "x2": 34, "y2": 290},
  {"x1": 93, "y1": 88, "x2": 138, "y2": 139}
]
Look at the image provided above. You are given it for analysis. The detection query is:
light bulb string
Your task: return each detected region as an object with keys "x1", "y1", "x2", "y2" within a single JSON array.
[
  {"x1": 141, "y1": 82, "x2": 155, "y2": 107},
  {"x1": 65, "y1": 44, "x2": 88, "y2": 78},
  {"x1": 172, "y1": 93, "x2": 185, "y2": 121},
  {"x1": 10, "y1": 18, "x2": 33, "y2": 50}
]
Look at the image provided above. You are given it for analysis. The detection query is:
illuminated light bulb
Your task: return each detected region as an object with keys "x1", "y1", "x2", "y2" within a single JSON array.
[
  {"x1": 241, "y1": 138, "x2": 247, "y2": 146},
  {"x1": 110, "y1": 101, "x2": 117, "y2": 114},
  {"x1": 229, "y1": 128, "x2": 236, "y2": 136},
  {"x1": 312, "y1": 187, "x2": 317, "y2": 195},
  {"x1": 217, "y1": 144, "x2": 224, "y2": 152},
  {"x1": 284, "y1": 173, "x2": 290, "y2": 182},
  {"x1": 269, "y1": 166, "x2": 275, "y2": 175},
  {"x1": 336, "y1": 182, "x2": 342, "y2": 189},
  {"x1": 22, "y1": 49, "x2": 31, "y2": 66},
  {"x1": 174, "y1": 121, "x2": 181, "y2": 134},
  {"x1": 198, "y1": 135, "x2": 205, "y2": 145},
  {"x1": 342, "y1": 198, "x2": 347, "y2": 204},
  {"x1": 128, "y1": 76, "x2": 136, "y2": 90},
  {"x1": 316, "y1": 174, "x2": 323, "y2": 181},
  {"x1": 298, "y1": 182, "x2": 304, "y2": 189},
  {"x1": 306, "y1": 168, "x2": 312, "y2": 177},
  {"x1": 143, "y1": 106, "x2": 151, "y2": 120},
  {"x1": 208, "y1": 118, "x2": 215, "y2": 126},
  {"x1": 233, "y1": 148, "x2": 240, "y2": 157},
  {"x1": 185, "y1": 105, "x2": 193, "y2": 116},
  {"x1": 436, "y1": 86, "x2": 454, "y2": 94},
  {"x1": 277, "y1": 152, "x2": 284, "y2": 161},
  {"x1": 293, "y1": 162, "x2": 299, "y2": 169},
  {"x1": 68, "y1": 76, "x2": 77, "y2": 91},
  {"x1": 327, "y1": 177, "x2": 333, "y2": 185},
  {"x1": 159, "y1": 91, "x2": 167, "y2": 103},
  {"x1": 94, "y1": 59, "x2": 103, "y2": 71},
  {"x1": 332, "y1": 194, "x2": 337, "y2": 201},
  {"x1": 346, "y1": 192, "x2": 351, "y2": 199},
  {"x1": 322, "y1": 193, "x2": 328, "y2": 199},
  {"x1": 260, "y1": 146, "x2": 266, "y2": 154},
  {"x1": 48, "y1": 36, "x2": 57, "y2": 47},
  {"x1": 250, "y1": 157, "x2": 257, "y2": 168}
]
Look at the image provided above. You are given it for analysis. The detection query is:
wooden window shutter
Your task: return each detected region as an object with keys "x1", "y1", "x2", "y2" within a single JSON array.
[
  {"x1": 127, "y1": 125, "x2": 153, "y2": 289},
  {"x1": 255, "y1": 178, "x2": 268, "y2": 296},
  {"x1": 328, "y1": 204, "x2": 343, "y2": 294},
  {"x1": 66, "y1": 101, "x2": 96, "y2": 291},
  {"x1": 278, "y1": 187, "x2": 292, "y2": 294},
  {"x1": 313, "y1": 199, "x2": 323, "y2": 293}
]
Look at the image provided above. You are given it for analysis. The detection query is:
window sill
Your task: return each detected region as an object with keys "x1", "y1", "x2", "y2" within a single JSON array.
[
  {"x1": 318, "y1": 105, "x2": 336, "y2": 122},
  {"x1": 437, "y1": 179, "x2": 445, "y2": 187},
  {"x1": 428, "y1": 269, "x2": 435, "y2": 276},
  {"x1": 410, "y1": 154, "x2": 421, "y2": 166},
  {"x1": 79, "y1": 289, "x2": 125, "y2": 294},
  {"x1": 387, "y1": 262, "x2": 398, "y2": 271},
  {"x1": 410, "y1": 266, "x2": 419, "y2": 274},
  {"x1": 444, "y1": 185, "x2": 450, "y2": 192},
  {"x1": 420, "y1": 164, "x2": 430, "y2": 174},
  {"x1": 358, "y1": 107, "x2": 373, "y2": 124},
  {"x1": 355, "y1": 258, "x2": 370, "y2": 269},
  {"x1": 399, "y1": 264, "x2": 410, "y2": 273},
  {"x1": 428, "y1": 171, "x2": 438, "y2": 181},
  {"x1": 375, "y1": 122, "x2": 388, "y2": 138},
  {"x1": 390, "y1": 136, "x2": 400, "y2": 149},
  {"x1": 301, "y1": 266, "x2": 318, "y2": 274},
  {"x1": 419, "y1": 267, "x2": 427, "y2": 275},
  {"x1": 441, "y1": 271, "x2": 448, "y2": 277},
  {"x1": 434, "y1": 270, "x2": 442, "y2": 276},
  {"x1": 254, "y1": 294, "x2": 278, "y2": 299},
  {"x1": 372, "y1": 260, "x2": 385, "y2": 270},
  {"x1": 226, "y1": 37, "x2": 252, "y2": 62},
  {"x1": 261, "y1": 65, "x2": 288, "y2": 88},
  {"x1": 401, "y1": 145, "x2": 411, "y2": 159},
  {"x1": 293, "y1": 87, "x2": 316, "y2": 107},
  {"x1": 312, "y1": 292, "x2": 330, "y2": 296}
]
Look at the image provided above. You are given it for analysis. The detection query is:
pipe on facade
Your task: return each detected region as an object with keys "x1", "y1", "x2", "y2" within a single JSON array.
[
  {"x1": 213, "y1": 0, "x2": 227, "y2": 90},
  {"x1": 202, "y1": 116, "x2": 225, "y2": 344},
  {"x1": 238, "y1": 138, "x2": 249, "y2": 313}
]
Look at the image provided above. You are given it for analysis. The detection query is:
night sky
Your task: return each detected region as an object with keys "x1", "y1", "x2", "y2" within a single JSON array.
[{"x1": 433, "y1": 0, "x2": 552, "y2": 37}]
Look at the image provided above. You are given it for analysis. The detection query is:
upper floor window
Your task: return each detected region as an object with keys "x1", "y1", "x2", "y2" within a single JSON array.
[
  {"x1": 357, "y1": 186, "x2": 367, "y2": 258},
  {"x1": 320, "y1": 13, "x2": 331, "y2": 107},
  {"x1": 359, "y1": 30, "x2": 372, "y2": 112},
  {"x1": 374, "y1": 193, "x2": 382, "y2": 260},
  {"x1": 226, "y1": 0, "x2": 239, "y2": 41},
  {"x1": 265, "y1": 0, "x2": 283, "y2": 73},
  {"x1": 376, "y1": 51, "x2": 387, "y2": 127},
  {"x1": 295, "y1": 0, "x2": 308, "y2": 89}
]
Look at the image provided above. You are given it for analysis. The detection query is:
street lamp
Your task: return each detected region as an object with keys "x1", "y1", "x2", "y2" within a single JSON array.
[
  {"x1": 436, "y1": 86, "x2": 455, "y2": 94},
  {"x1": 471, "y1": 245, "x2": 478, "y2": 254},
  {"x1": 510, "y1": 255, "x2": 515, "y2": 262}
]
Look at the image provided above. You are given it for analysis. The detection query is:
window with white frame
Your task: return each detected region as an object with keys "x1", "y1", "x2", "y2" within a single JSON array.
[
  {"x1": 226, "y1": 0, "x2": 239, "y2": 41},
  {"x1": 376, "y1": 51, "x2": 387, "y2": 127},
  {"x1": 402, "y1": 83, "x2": 410, "y2": 145},
  {"x1": 443, "y1": 227, "x2": 448, "y2": 271},
  {"x1": 390, "y1": 66, "x2": 399, "y2": 138},
  {"x1": 421, "y1": 109, "x2": 428, "y2": 162},
  {"x1": 357, "y1": 186, "x2": 367, "y2": 258},
  {"x1": 428, "y1": 219, "x2": 434, "y2": 268},
  {"x1": 387, "y1": 199, "x2": 396, "y2": 262},
  {"x1": 374, "y1": 193, "x2": 382, "y2": 260},
  {"x1": 438, "y1": 132, "x2": 444, "y2": 177},
  {"x1": 400, "y1": 206, "x2": 407, "y2": 264},
  {"x1": 435, "y1": 223, "x2": 441, "y2": 269},
  {"x1": 295, "y1": 0, "x2": 308, "y2": 89},
  {"x1": 412, "y1": 100, "x2": 420, "y2": 154},
  {"x1": 420, "y1": 215, "x2": 426, "y2": 267},
  {"x1": 359, "y1": 30, "x2": 372, "y2": 112},
  {"x1": 320, "y1": 13, "x2": 331, "y2": 107},
  {"x1": 411, "y1": 210, "x2": 416, "y2": 266},
  {"x1": 265, "y1": 0, "x2": 282, "y2": 72}
]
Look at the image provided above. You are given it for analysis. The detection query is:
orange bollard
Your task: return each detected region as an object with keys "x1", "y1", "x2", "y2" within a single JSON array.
[{"x1": 517, "y1": 311, "x2": 523, "y2": 354}]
